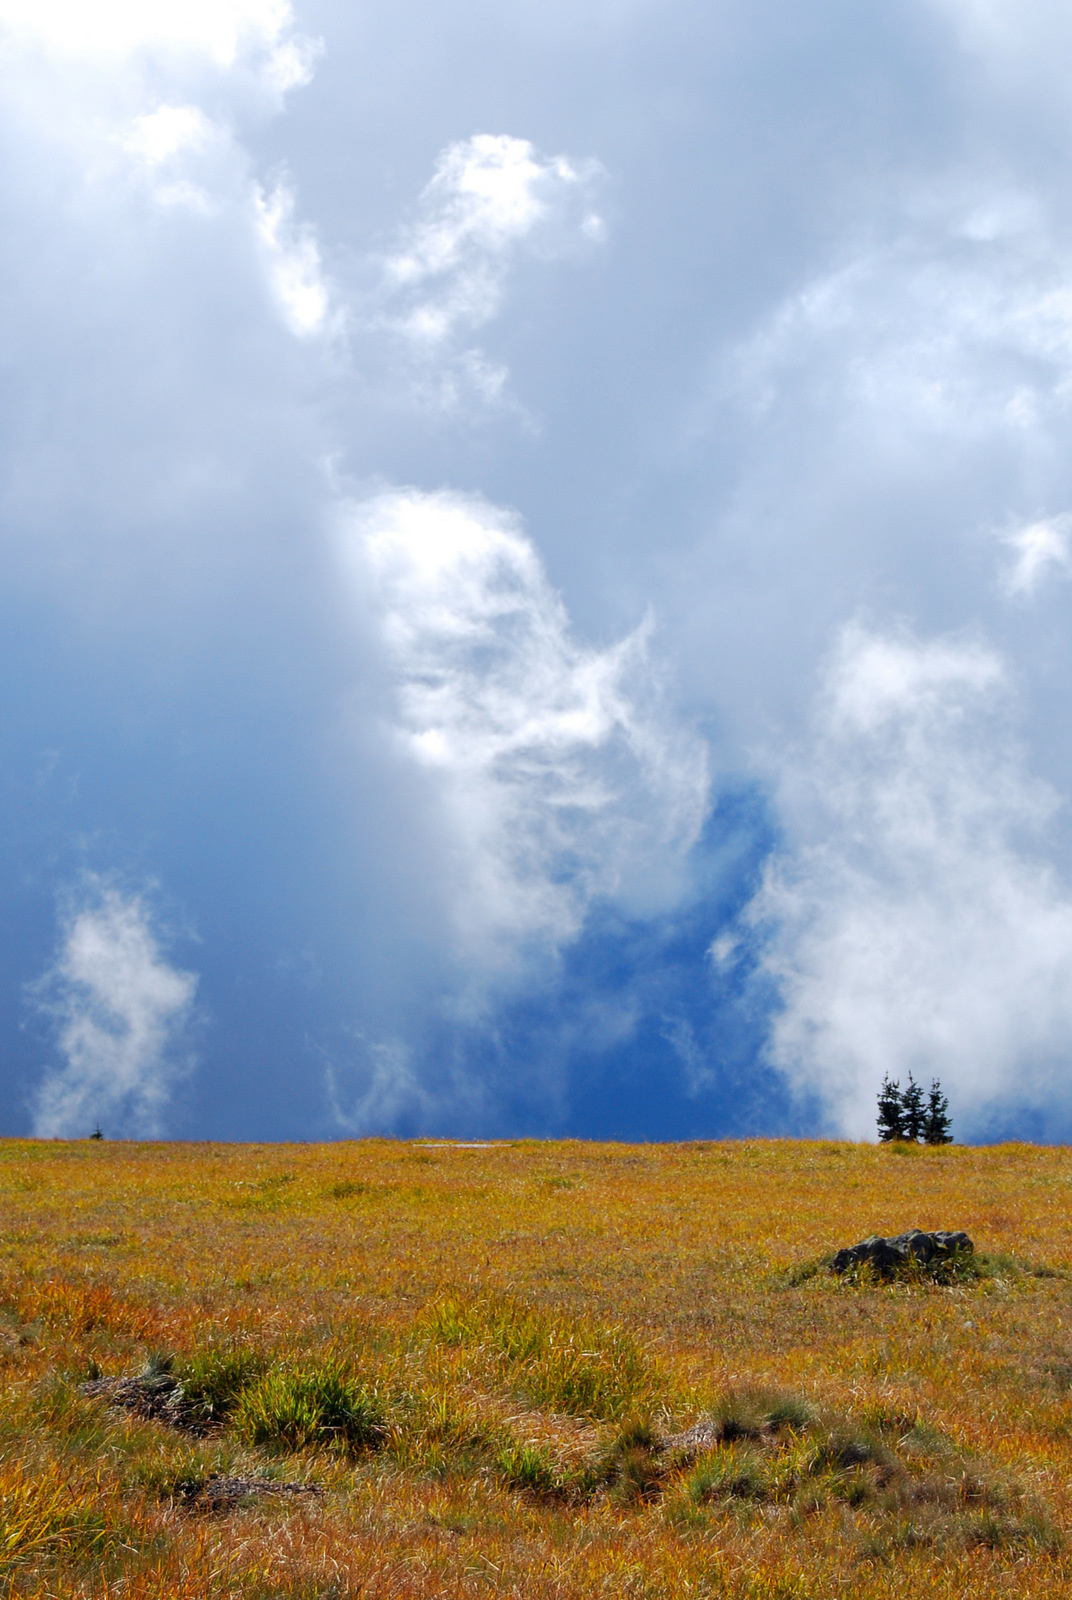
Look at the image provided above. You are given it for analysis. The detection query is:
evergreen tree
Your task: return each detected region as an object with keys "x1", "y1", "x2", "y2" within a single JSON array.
[
  {"x1": 876, "y1": 1075, "x2": 907, "y2": 1141},
  {"x1": 902, "y1": 1073, "x2": 926, "y2": 1142},
  {"x1": 922, "y1": 1080, "x2": 953, "y2": 1145}
]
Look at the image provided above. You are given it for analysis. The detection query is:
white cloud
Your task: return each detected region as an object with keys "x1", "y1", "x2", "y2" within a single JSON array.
[
  {"x1": 0, "y1": 0, "x2": 313, "y2": 80},
  {"x1": 376, "y1": 134, "x2": 603, "y2": 410},
  {"x1": 999, "y1": 514, "x2": 1072, "y2": 597},
  {"x1": 384, "y1": 134, "x2": 603, "y2": 340},
  {"x1": 0, "y1": 0, "x2": 327, "y2": 341},
  {"x1": 662, "y1": 1014, "x2": 714, "y2": 1096},
  {"x1": 253, "y1": 179, "x2": 334, "y2": 338},
  {"x1": 125, "y1": 104, "x2": 214, "y2": 165},
  {"x1": 31, "y1": 881, "x2": 198, "y2": 1138},
  {"x1": 931, "y1": 0, "x2": 1072, "y2": 92},
  {"x1": 750, "y1": 621, "x2": 1072, "y2": 1138},
  {"x1": 339, "y1": 487, "x2": 709, "y2": 973},
  {"x1": 323, "y1": 1034, "x2": 432, "y2": 1135},
  {"x1": 822, "y1": 624, "x2": 1002, "y2": 733},
  {"x1": 733, "y1": 190, "x2": 1072, "y2": 449},
  {"x1": 119, "y1": 103, "x2": 222, "y2": 211}
]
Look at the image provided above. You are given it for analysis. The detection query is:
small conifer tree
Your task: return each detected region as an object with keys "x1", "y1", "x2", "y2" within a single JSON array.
[
  {"x1": 901, "y1": 1073, "x2": 926, "y2": 1142},
  {"x1": 922, "y1": 1080, "x2": 953, "y2": 1145},
  {"x1": 876, "y1": 1075, "x2": 907, "y2": 1141}
]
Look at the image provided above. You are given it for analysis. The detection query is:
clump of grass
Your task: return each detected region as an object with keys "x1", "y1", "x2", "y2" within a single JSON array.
[
  {"x1": 808, "y1": 1429, "x2": 889, "y2": 1474},
  {"x1": 233, "y1": 1360, "x2": 384, "y2": 1453},
  {"x1": 860, "y1": 1506, "x2": 1063, "y2": 1562},
  {"x1": 127, "y1": 1439, "x2": 235, "y2": 1500},
  {"x1": 600, "y1": 1419, "x2": 664, "y2": 1504},
  {"x1": 225, "y1": 1174, "x2": 297, "y2": 1212},
  {"x1": 956, "y1": 1508, "x2": 1063, "y2": 1553},
  {"x1": 33, "y1": 1372, "x2": 111, "y2": 1449},
  {"x1": 717, "y1": 1389, "x2": 814, "y2": 1440},
  {"x1": 766, "y1": 1394, "x2": 816, "y2": 1431},
  {"x1": 175, "y1": 1346, "x2": 264, "y2": 1428},
  {"x1": 495, "y1": 1441, "x2": 571, "y2": 1498},
  {"x1": 659, "y1": 1383, "x2": 1057, "y2": 1559},
  {"x1": 422, "y1": 1298, "x2": 481, "y2": 1347},
  {"x1": 971, "y1": 1251, "x2": 1068, "y2": 1282},
  {"x1": 517, "y1": 1325, "x2": 646, "y2": 1420},
  {"x1": 688, "y1": 1443, "x2": 769, "y2": 1503}
]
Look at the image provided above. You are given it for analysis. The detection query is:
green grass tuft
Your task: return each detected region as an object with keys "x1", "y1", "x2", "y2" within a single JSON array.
[
  {"x1": 234, "y1": 1361, "x2": 384, "y2": 1453},
  {"x1": 176, "y1": 1346, "x2": 264, "y2": 1427}
]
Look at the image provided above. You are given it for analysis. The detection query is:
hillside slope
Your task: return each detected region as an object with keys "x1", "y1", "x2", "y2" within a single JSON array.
[{"x1": 2, "y1": 1137, "x2": 1071, "y2": 1597}]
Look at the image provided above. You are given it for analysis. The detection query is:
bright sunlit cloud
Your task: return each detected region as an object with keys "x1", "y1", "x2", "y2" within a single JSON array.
[
  {"x1": 0, "y1": 0, "x2": 307, "y2": 70},
  {"x1": 751, "y1": 623, "x2": 1072, "y2": 1139},
  {"x1": 382, "y1": 134, "x2": 603, "y2": 342},
  {"x1": 30, "y1": 882, "x2": 198, "y2": 1138},
  {"x1": 374, "y1": 133, "x2": 604, "y2": 412},
  {"x1": 341, "y1": 487, "x2": 709, "y2": 967},
  {"x1": 1000, "y1": 515, "x2": 1072, "y2": 597},
  {"x1": 253, "y1": 179, "x2": 334, "y2": 336}
]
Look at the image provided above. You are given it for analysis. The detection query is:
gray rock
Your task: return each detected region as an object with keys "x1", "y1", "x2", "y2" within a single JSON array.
[{"x1": 831, "y1": 1228, "x2": 973, "y2": 1277}]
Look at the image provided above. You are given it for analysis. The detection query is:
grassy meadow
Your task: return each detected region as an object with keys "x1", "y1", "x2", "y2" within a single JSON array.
[{"x1": 2, "y1": 1137, "x2": 1072, "y2": 1597}]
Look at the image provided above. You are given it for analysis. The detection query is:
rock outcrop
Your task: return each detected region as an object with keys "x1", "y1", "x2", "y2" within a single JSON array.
[{"x1": 831, "y1": 1228, "x2": 973, "y2": 1277}]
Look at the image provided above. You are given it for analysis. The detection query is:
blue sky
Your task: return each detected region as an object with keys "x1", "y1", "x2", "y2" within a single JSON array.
[{"x1": 5, "y1": 0, "x2": 1072, "y2": 1142}]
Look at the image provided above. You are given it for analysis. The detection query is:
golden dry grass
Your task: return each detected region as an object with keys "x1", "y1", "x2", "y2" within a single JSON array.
[{"x1": 2, "y1": 1136, "x2": 1072, "y2": 1597}]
